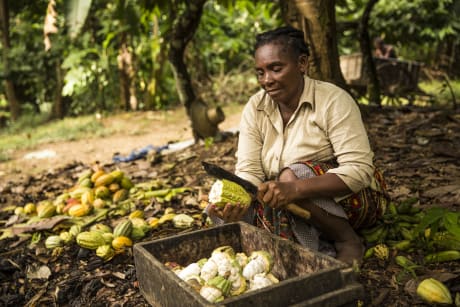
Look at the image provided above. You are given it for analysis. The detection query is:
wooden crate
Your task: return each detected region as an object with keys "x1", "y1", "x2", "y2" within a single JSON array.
[{"x1": 134, "y1": 222, "x2": 364, "y2": 307}]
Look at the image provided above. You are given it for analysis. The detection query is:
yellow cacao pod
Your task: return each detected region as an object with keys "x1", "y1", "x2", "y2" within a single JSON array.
[
  {"x1": 113, "y1": 220, "x2": 133, "y2": 238},
  {"x1": 149, "y1": 217, "x2": 160, "y2": 229},
  {"x1": 59, "y1": 231, "x2": 74, "y2": 244},
  {"x1": 23, "y1": 203, "x2": 36, "y2": 215},
  {"x1": 68, "y1": 204, "x2": 91, "y2": 217},
  {"x1": 93, "y1": 198, "x2": 106, "y2": 209},
  {"x1": 91, "y1": 170, "x2": 106, "y2": 183},
  {"x1": 416, "y1": 278, "x2": 452, "y2": 305},
  {"x1": 95, "y1": 174, "x2": 115, "y2": 187},
  {"x1": 112, "y1": 236, "x2": 133, "y2": 250},
  {"x1": 69, "y1": 187, "x2": 91, "y2": 199},
  {"x1": 14, "y1": 207, "x2": 25, "y2": 216},
  {"x1": 374, "y1": 244, "x2": 389, "y2": 261},
  {"x1": 158, "y1": 213, "x2": 176, "y2": 225},
  {"x1": 81, "y1": 190, "x2": 95, "y2": 205},
  {"x1": 129, "y1": 210, "x2": 145, "y2": 220},
  {"x1": 37, "y1": 202, "x2": 56, "y2": 218},
  {"x1": 96, "y1": 244, "x2": 115, "y2": 261},
  {"x1": 108, "y1": 182, "x2": 121, "y2": 193},
  {"x1": 55, "y1": 202, "x2": 65, "y2": 215},
  {"x1": 112, "y1": 189, "x2": 129, "y2": 203},
  {"x1": 76, "y1": 231, "x2": 106, "y2": 250}
]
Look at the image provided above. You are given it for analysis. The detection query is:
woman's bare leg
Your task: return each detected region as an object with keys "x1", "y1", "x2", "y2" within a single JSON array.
[{"x1": 278, "y1": 168, "x2": 364, "y2": 265}]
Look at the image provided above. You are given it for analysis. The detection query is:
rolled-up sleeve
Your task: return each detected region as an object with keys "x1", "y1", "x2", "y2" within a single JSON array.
[
  {"x1": 235, "y1": 96, "x2": 266, "y2": 186},
  {"x1": 324, "y1": 90, "x2": 374, "y2": 193}
]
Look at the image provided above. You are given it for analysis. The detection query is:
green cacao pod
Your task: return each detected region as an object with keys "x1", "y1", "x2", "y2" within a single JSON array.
[
  {"x1": 113, "y1": 220, "x2": 133, "y2": 238},
  {"x1": 45, "y1": 235, "x2": 63, "y2": 249},
  {"x1": 76, "y1": 231, "x2": 106, "y2": 250}
]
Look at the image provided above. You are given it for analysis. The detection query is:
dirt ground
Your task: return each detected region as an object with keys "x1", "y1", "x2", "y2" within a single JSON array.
[
  {"x1": 0, "y1": 107, "x2": 243, "y2": 183},
  {"x1": 0, "y1": 104, "x2": 459, "y2": 306}
]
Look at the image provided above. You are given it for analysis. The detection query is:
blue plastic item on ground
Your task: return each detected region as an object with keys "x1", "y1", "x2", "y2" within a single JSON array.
[{"x1": 112, "y1": 144, "x2": 169, "y2": 163}]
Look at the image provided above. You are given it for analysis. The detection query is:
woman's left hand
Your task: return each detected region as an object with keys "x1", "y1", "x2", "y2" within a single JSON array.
[
  {"x1": 257, "y1": 181, "x2": 295, "y2": 209},
  {"x1": 207, "y1": 203, "x2": 248, "y2": 223}
]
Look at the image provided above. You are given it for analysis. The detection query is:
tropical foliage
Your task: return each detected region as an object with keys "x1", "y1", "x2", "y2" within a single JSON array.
[{"x1": 0, "y1": 0, "x2": 458, "y2": 127}]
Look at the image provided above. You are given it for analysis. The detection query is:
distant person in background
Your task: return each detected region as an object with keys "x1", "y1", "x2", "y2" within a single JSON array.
[{"x1": 374, "y1": 37, "x2": 397, "y2": 59}]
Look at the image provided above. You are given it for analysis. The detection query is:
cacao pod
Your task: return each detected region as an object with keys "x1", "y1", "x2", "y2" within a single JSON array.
[
  {"x1": 95, "y1": 186, "x2": 110, "y2": 199},
  {"x1": 112, "y1": 189, "x2": 128, "y2": 203},
  {"x1": 37, "y1": 202, "x2": 56, "y2": 218},
  {"x1": 109, "y1": 170, "x2": 124, "y2": 182},
  {"x1": 96, "y1": 244, "x2": 115, "y2": 261},
  {"x1": 129, "y1": 210, "x2": 144, "y2": 219},
  {"x1": 90, "y1": 223, "x2": 112, "y2": 234},
  {"x1": 76, "y1": 231, "x2": 106, "y2": 250},
  {"x1": 112, "y1": 236, "x2": 133, "y2": 250},
  {"x1": 93, "y1": 198, "x2": 106, "y2": 209},
  {"x1": 68, "y1": 204, "x2": 91, "y2": 217},
  {"x1": 113, "y1": 220, "x2": 133, "y2": 238},
  {"x1": 120, "y1": 177, "x2": 134, "y2": 190},
  {"x1": 91, "y1": 169, "x2": 106, "y2": 183},
  {"x1": 417, "y1": 278, "x2": 452, "y2": 305},
  {"x1": 95, "y1": 174, "x2": 115, "y2": 187},
  {"x1": 45, "y1": 235, "x2": 63, "y2": 249},
  {"x1": 23, "y1": 203, "x2": 36, "y2": 215}
]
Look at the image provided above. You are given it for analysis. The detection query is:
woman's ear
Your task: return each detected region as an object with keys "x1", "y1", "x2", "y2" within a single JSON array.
[{"x1": 298, "y1": 54, "x2": 308, "y2": 74}]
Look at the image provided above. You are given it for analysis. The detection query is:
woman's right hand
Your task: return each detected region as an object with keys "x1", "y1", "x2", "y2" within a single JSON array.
[{"x1": 207, "y1": 203, "x2": 248, "y2": 223}]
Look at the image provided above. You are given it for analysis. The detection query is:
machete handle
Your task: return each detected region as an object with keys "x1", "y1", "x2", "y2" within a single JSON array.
[{"x1": 286, "y1": 203, "x2": 311, "y2": 220}]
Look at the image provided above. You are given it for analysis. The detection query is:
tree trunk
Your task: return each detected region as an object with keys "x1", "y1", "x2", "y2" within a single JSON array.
[
  {"x1": 283, "y1": 0, "x2": 347, "y2": 88},
  {"x1": 360, "y1": 0, "x2": 381, "y2": 106},
  {"x1": 169, "y1": 1, "x2": 225, "y2": 142},
  {"x1": 117, "y1": 33, "x2": 137, "y2": 111},
  {"x1": 0, "y1": 0, "x2": 20, "y2": 120},
  {"x1": 52, "y1": 58, "x2": 65, "y2": 118}
]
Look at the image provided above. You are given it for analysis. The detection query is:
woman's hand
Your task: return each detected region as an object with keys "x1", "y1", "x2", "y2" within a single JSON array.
[
  {"x1": 207, "y1": 203, "x2": 248, "y2": 223},
  {"x1": 257, "y1": 181, "x2": 296, "y2": 209}
]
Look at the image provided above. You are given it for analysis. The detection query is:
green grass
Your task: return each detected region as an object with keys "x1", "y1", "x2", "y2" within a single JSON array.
[
  {"x1": 0, "y1": 114, "x2": 116, "y2": 162},
  {"x1": 355, "y1": 79, "x2": 459, "y2": 107},
  {"x1": 419, "y1": 79, "x2": 460, "y2": 107}
]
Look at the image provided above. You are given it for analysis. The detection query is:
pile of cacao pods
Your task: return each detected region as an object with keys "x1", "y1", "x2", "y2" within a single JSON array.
[
  {"x1": 359, "y1": 198, "x2": 460, "y2": 305},
  {"x1": 10, "y1": 166, "x2": 202, "y2": 261},
  {"x1": 360, "y1": 198, "x2": 460, "y2": 264}
]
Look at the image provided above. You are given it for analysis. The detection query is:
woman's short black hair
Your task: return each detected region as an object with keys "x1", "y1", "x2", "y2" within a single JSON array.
[{"x1": 254, "y1": 26, "x2": 310, "y2": 57}]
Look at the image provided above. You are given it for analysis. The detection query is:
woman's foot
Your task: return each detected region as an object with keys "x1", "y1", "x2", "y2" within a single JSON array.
[{"x1": 334, "y1": 238, "x2": 365, "y2": 266}]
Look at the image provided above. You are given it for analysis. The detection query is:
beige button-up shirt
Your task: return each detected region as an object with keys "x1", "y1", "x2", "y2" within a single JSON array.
[{"x1": 235, "y1": 76, "x2": 375, "y2": 194}]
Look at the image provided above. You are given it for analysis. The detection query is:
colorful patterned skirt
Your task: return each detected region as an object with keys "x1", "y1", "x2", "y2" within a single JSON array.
[{"x1": 253, "y1": 161, "x2": 390, "y2": 242}]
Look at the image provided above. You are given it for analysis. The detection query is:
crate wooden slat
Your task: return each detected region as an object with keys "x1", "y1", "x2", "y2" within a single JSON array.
[{"x1": 134, "y1": 222, "x2": 364, "y2": 307}]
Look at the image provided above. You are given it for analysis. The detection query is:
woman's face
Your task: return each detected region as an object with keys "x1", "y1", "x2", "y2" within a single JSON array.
[{"x1": 255, "y1": 43, "x2": 306, "y2": 106}]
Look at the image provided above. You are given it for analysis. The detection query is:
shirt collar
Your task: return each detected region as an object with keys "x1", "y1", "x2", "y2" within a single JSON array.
[{"x1": 256, "y1": 75, "x2": 315, "y2": 113}]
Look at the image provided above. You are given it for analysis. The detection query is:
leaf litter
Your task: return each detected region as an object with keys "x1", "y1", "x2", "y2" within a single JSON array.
[{"x1": 0, "y1": 105, "x2": 459, "y2": 306}]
